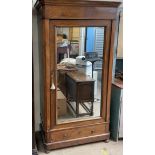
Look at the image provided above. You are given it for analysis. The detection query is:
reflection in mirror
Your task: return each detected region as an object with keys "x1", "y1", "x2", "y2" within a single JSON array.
[{"x1": 56, "y1": 27, "x2": 105, "y2": 124}]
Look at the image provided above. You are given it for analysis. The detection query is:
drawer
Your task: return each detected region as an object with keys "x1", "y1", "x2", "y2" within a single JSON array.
[
  {"x1": 77, "y1": 82, "x2": 94, "y2": 101},
  {"x1": 50, "y1": 124, "x2": 106, "y2": 142}
]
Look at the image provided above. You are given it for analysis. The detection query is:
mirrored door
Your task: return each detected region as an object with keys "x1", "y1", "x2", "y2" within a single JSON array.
[
  {"x1": 55, "y1": 26, "x2": 105, "y2": 124},
  {"x1": 49, "y1": 20, "x2": 111, "y2": 126}
]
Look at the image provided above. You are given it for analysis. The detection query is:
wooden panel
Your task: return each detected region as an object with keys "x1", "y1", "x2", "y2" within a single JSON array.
[
  {"x1": 50, "y1": 124, "x2": 107, "y2": 142},
  {"x1": 77, "y1": 82, "x2": 94, "y2": 101},
  {"x1": 49, "y1": 19, "x2": 57, "y2": 129},
  {"x1": 35, "y1": 0, "x2": 122, "y2": 9},
  {"x1": 106, "y1": 20, "x2": 117, "y2": 122},
  {"x1": 50, "y1": 19, "x2": 111, "y2": 27},
  {"x1": 55, "y1": 118, "x2": 107, "y2": 130},
  {"x1": 66, "y1": 71, "x2": 94, "y2": 82},
  {"x1": 42, "y1": 19, "x2": 51, "y2": 131},
  {"x1": 101, "y1": 22, "x2": 111, "y2": 121},
  {"x1": 46, "y1": 133, "x2": 110, "y2": 150},
  {"x1": 43, "y1": 6, "x2": 118, "y2": 19}
]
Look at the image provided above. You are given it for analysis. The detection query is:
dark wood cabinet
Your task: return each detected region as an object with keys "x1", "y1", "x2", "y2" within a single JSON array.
[
  {"x1": 110, "y1": 78, "x2": 123, "y2": 141},
  {"x1": 66, "y1": 72, "x2": 95, "y2": 117},
  {"x1": 34, "y1": 0, "x2": 121, "y2": 151}
]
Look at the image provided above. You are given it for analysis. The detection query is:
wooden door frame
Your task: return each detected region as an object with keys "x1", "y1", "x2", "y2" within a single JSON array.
[{"x1": 47, "y1": 19, "x2": 112, "y2": 130}]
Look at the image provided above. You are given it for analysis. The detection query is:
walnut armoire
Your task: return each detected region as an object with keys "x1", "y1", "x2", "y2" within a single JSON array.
[{"x1": 34, "y1": 0, "x2": 121, "y2": 151}]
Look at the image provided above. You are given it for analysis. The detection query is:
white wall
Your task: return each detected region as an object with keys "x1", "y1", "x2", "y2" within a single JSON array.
[{"x1": 32, "y1": 0, "x2": 41, "y2": 131}]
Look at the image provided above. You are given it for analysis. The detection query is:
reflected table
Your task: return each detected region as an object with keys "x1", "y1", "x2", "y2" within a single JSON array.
[{"x1": 66, "y1": 71, "x2": 95, "y2": 117}]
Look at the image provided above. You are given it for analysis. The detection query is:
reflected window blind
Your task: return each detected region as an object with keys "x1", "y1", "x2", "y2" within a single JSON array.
[
  {"x1": 95, "y1": 27, "x2": 104, "y2": 57},
  {"x1": 94, "y1": 27, "x2": 104, "y2": 69}
]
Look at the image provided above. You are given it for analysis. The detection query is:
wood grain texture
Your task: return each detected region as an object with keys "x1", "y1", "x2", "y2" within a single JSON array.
[
  {"x1": 43, "y1": 6, "x2": 118, "y2": 19},
  {"x1": 49, "y1": 20, "x2": 57, "y2": 129},
  {"x1": 66, "y1": 71, "x2": 94, "y2": 82},
  {"x1": 35, "y1": 0, "x2": 122, "y2": 8},
  {"x1": 106, "y1": 20, "x2": 117, "y2": 123},
  {"x1": 54, "y1": 118, "x2": 107, "y2": 130},
  {"x1": 45, "y1": 133, "x2": 110, "y2": 150},
  {"x1": 101, "y1": 21, "x2": 111, "y2": 121},
  {"x1": 42, "y1": 19, "x2": 51, "y2": 132},
  {"x1": 50, "y1": 124, "x2": 106, "y2": 142}
]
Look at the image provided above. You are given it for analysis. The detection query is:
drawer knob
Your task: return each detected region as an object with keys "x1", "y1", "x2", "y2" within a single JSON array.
[
  {"x1": 91, "y1": 130, "x2": 95, "y2": 134},
  {"x1": 63, "y1": 133, "x2": 68, "y2": 138}
]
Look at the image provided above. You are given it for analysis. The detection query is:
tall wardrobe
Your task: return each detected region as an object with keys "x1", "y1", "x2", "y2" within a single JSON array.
[{"x1": 34, "y1": 0, "x2": 121, "y2": 151}]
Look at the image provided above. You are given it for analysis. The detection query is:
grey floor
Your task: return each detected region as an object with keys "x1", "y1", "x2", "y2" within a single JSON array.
[{"x1": 38, "y1": 140, "x2": 123, "y2": 155}]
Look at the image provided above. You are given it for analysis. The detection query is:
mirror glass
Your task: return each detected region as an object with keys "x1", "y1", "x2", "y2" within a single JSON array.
[{"x1": 56, "y1": 27, "x2": 105, "y2": 124}]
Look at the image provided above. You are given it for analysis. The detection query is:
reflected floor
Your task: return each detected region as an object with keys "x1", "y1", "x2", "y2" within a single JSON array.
[
  {"x1": 57, "y1": 99, "x2": 101, "y2": 124},
  {"x1": 57, "y1": 73, "x2": 102, "y2": 124}
]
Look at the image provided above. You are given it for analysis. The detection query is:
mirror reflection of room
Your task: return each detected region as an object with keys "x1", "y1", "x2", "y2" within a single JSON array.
[{"x1": 56, "y1": 27, "x2": 105, "y2": 124}]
